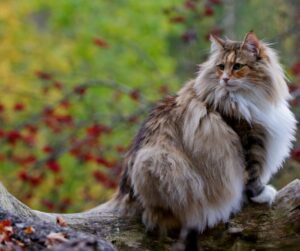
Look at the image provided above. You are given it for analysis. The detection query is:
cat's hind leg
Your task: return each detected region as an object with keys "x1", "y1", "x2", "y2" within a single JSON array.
[{"x1": 130, "y1": 147, "x2": 206, "y2": 234}]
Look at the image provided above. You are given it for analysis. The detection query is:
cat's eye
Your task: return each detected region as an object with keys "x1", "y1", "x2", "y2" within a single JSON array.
[
  {"x1": 217, "y1": 64, "x2": 225, "y2": 70},
  {"x1": 232, "y1": 63, "x2": 245, "y2": 71}
]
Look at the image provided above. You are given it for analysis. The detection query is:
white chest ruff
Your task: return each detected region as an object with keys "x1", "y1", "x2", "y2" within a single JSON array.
[{"x1": 239, "y1": 99, "x2": 297, "y2": 183}]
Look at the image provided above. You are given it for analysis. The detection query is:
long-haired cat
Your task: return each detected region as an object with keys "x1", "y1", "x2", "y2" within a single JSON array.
[{"x1": 111, "y1": 32, "x2": 296, "y2": 250}]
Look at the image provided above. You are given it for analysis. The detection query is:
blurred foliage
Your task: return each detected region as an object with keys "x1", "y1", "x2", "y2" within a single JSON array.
[{"x1": 0, "y1": 0, "x2": 299, "y2": 212}]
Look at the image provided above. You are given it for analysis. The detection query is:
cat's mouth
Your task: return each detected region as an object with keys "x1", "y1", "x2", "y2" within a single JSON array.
[
  {"x1": 220, "y1": 80, "x2": 239, "y2": 90},
  {"x1": 225, "y1": 82, "x2": 236, "y2": 87}
]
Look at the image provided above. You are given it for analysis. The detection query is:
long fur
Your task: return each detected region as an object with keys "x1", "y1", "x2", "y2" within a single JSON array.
[{"x1": 114, "y1": 33, "x2": 297, "y2": 246}]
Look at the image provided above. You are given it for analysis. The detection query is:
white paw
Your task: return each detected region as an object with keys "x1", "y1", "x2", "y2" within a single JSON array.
[{"x1": 251, "y1": 185, "x2": 277, "y2": 205}]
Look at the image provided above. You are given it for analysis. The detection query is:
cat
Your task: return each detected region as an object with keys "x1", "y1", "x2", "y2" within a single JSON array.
[{"x1": 113, "y1": 32, "x2": 296, "y2": 250}]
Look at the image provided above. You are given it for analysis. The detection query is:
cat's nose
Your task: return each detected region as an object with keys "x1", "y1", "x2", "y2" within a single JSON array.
[{"x1": 222, "y1": 77, "x2": 230, "y2": 83}]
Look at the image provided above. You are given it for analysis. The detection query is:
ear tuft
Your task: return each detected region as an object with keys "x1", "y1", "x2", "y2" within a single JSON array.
[
  {"x1": 210, "y1": 34, "x2": 225, "y2": 52},
  {"x1": 241, "y1": 31, "x2": 260, "y2": 56}
]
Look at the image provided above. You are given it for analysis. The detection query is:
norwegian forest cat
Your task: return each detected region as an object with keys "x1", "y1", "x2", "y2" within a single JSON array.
[{"x1": 108, "y1": 32, "x2": 296, "y2": 250}]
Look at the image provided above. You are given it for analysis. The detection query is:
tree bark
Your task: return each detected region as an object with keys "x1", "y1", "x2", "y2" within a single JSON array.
[
  {"x1": 0, "y1": 180, "x2": 300, "y2": 250},
  {"x1": 222, "y1": 0, "x2": 236, "y2": 39}
]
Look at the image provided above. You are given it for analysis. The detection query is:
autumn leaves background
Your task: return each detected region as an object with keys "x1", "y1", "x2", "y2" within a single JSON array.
[{"x1": 0, "y1": 0, "x2": 299, "y2": 212}]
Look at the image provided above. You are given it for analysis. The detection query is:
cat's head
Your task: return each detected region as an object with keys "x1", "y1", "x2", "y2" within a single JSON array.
[{"x1": 196, "y1": 32, "x2": 290, "y2": 107}]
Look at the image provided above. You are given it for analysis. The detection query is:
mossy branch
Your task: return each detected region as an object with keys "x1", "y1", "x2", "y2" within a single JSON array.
[{"x1": 0, "y1": 180, "x2": 299, "y2": 250}]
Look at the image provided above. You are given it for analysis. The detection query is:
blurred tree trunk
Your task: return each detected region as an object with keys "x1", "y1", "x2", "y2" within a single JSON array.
[
  {"x1": 286, "y1": 0, "x2": 300, "y2": 62},
  {"x1": 222, "y1": 0, "x2": 236, "y2": 39}
]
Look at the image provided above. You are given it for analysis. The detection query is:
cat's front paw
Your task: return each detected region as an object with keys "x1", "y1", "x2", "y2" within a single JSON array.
[{"x1": 250, "y1": 185, "x2": 277, "y2": 205}]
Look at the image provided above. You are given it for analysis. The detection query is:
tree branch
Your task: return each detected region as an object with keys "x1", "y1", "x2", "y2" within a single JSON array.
[{"x1": 0, "y1": 180, "x2": 299, "y2": 250}]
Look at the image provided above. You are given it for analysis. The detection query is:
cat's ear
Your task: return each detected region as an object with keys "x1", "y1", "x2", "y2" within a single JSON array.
[
  {"x1": 210, "y1": 34, "x2": 225, "y2": 52},
  {"x1": 241, "y1": 31, "x2": 260, "y2": 56}
]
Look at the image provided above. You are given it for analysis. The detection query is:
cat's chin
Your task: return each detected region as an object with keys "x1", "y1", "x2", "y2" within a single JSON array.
[
  {"x1": 219, "y1": 81, "x2": 239, "y2": 91},
  {"x1": 225, "y1": 85, "x2": 239, "y2": 91}
]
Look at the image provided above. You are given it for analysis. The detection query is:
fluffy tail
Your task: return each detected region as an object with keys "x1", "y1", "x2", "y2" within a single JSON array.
[{"x1": 86, "y1": 191, "x2": 141, "y2": 217}]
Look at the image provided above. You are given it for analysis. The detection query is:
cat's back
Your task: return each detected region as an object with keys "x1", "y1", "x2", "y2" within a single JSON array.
[
  {"x1": 120, "y1": 80, "x2": 245, "y2": 231},
  {"x1": 127, "y1": 79, "x2": 244, "y2": 164}
]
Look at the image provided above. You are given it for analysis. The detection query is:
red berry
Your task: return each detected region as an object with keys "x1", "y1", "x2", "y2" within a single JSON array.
[
  {"x1": 127, "y1": 115, "x2": 139, "y2": 124},
  {"x1": 93, "y1": 38, "x2": 110, "y2": 48},
  {"x1": 292, "y1": 61, "x2": 300, "y2": 76},
  {"x1": 29, "y1": 175, "x2": 43, "y2": 187},
  {"x1": 22, "y1": 135, "x2": 35, "y2": 146},
  {"x1": 60, "y1": 99, "x2": 71, "y2": 109},
  {"x1": 96, "y1": 157, "x2": 114, "y2": 168},
  {"x1": 41, "y1": 199, "x2": 55, "y2": 211},
  {"x1": 86, "y1": 124, "x2": 111, "y2": 137},
  {"x1": 20, "y1": 155, "x2": 36, "y2": 165},
  {"x1": 74, "y1": 86, "x2": 87, "y2": 96},
  {"x1": 82, "y1": 153, "x2": 95, "y2": 162},
  {"x1": 292, "y1": 148, "x2": 300, "y2": 160},
  {"x1": 169, "y1": 15, "x2": 186, "y2": 23},
  {"x1": 18, "y1": 170, "x2": 29, "y2": 181},
  {"x1": 93, "y1": 170, "x2": 107, "y2": 183},
  {"x1": 57, "y1": 115, "x2": 73, "y2": 125},
  {"x1": 209, "y1": 0, "x2": 222, "y2": 4},
  {"x1": 0, "y1": 154, "x2": 5, "y2": 162},
  {"x1": 0, "y1": 129, "x2": 5, "y2": 138},
  {"x1": 43, "y1": 145, "x2": 54, "y2": 153},
  {"x1": 69, "y1": 147, "x2": 81, "y2": 157},
  {"x1": 129, "y1": 89, "x2": 141, "y2": 101},
  {"x1": 184, "y1": 0, "x2": 197, "y2": 10},
  {"x1": 14, "y1": 103, "x2": 25, "y2": 111},
  {"x1": 181, "y1": 30, "x2": 197, "y2": 43},
  {"x1": 43, "y1": 107, "x2": 54, "y2": 116},
  {"x1": 53, "y1": 81, "x2": 63, "y2": 90},
  {"x1": 116, "y1": 145, "x2": 127, "y2": 153},
  {"x1": 204, "y1": 6, "x2": 214, "y2": 16},
  {"x1": 93, "y1": 170, "x2": 116, "y2": 188},
  {"x1": 0, "y1": 103, "x2": 5, "y2": 112},
  {"x1": 35, "y1": 71, "x2": 52, "y2": 80},
  {"x1": 6, "y1": 130, "x2": 22, "y2": 145},
  {"x1": 25, "y1": 124, "x2": 38, "y2": 134},
  {"x1": 46, "y1": 160, "x2": 61, "y2": 173}
]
